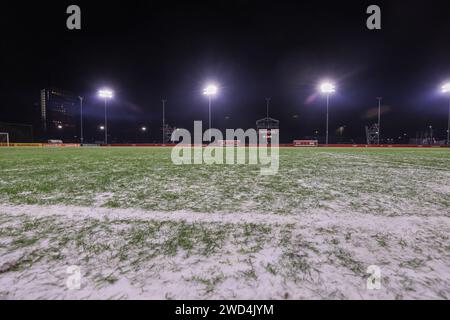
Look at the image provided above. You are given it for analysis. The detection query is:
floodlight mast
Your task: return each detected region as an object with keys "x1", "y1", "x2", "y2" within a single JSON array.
[
  {"x1": 377, "y1": 97, "x2": 382, "y2": 145},
  {"x1": 442, "y1": 83, "x2": 450, "y2": 145},
  {"x1": 203, "y1": 84, "x2": 218, "y2": 141},
  {"x1": 98, "y1": 89, "x2": 113, "y2": 145},
  {"x1": 319, "y1": 82, "x2": 336, "y2": 145}
]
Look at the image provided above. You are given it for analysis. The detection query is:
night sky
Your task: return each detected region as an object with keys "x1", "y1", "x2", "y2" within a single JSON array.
[{"x1": 2, "y1": 0, "x2": 450, "y2": 143}]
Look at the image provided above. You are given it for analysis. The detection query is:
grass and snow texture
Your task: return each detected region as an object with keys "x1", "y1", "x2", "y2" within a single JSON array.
[{"x1": 0, "y1": 147, "x2": 449, "y2": 299}]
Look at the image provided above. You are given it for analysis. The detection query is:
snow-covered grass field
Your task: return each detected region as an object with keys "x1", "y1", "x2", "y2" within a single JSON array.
[{"x1": 0, "y1": 147, "x2": 449, "y2": 299}]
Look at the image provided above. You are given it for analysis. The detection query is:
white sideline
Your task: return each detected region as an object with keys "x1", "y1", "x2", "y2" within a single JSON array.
[{"x1": 0, "y1": 204, "x2": 448, "y2": 234}]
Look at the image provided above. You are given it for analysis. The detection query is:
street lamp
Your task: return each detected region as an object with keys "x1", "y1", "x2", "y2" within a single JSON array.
[
  {"x1": 441, "y1": 82, "x2": 450, "y2": 145},
  {"x1": 429, "y1": 125, "x2": 433, "y2": 145},
  {"x1": 319, "y1": 81, "x2": 336, "y2": 145},
  {"x1": 203, "y1": 83, "x2": 218, "y2": 141},
  {"x1": 162, "y1": 99, "x2": 166, "y2": 144},
  {"x1": 98, "y1": 88, "x2": 114, "y2": 144}
]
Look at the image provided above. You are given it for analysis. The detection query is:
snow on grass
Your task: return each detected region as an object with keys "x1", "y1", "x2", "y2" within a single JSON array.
[
  {"x1": 0, "y1": 147, "x2": 449, "y2": 299},
  {"x1": 0, "y1": 204, "x2": 449, "y2": 299},
  {"x1": 0, "y1": 147, "x2": 449, "y2": 215}
]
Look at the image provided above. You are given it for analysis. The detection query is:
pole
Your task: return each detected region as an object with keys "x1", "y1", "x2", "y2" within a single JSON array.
[
  {"x1": 79, "y1": 96, "x2": 83, "y2": 145},
  {"x1": 326, "y1": 94, "x2": 329, "y2": 145},
  {"x1": 162, "y1": 99, "x2": 166, "y2": 144},
  {"x1": 447, "y1": 98, "x2": 450, "y2": 145},
  {"x1": 430, "y1": 126, "x2": 433, "y2": 144},
  {"x1": 104, "y1": 99, "x2": 108, "y2": 145},
  {"x1": 208, "y1": 96, "x2": 212, "y2": 141},
  {"x1": 266, "y1": 98, "x2": 271, "y2": 118},
  {"x1": 377, "y1": 97, "x2": 382, "y2": 145}
]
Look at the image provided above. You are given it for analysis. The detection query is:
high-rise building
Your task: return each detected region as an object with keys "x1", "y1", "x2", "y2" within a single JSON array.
[{"x1": 40, "y1": 89, "x2": 79, "y2": 142}]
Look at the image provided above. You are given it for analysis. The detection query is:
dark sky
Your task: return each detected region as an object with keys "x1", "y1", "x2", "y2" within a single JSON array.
[{"x1": 2, "y1": 0, "x2": 450, "y2": 142}]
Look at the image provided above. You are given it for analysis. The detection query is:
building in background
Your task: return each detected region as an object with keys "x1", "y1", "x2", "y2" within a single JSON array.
[{"x1": 40, "y1": 88, "x2": 79, "y2": 142}]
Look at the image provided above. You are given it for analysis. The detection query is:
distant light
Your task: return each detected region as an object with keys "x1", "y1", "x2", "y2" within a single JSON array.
[
  {"x1": 319, "y1": 81, "x2": 336, "y2": 94},
  {"x1": 203, "y1": 84, "x2": 218, "y2": 96},
  {"x1": 57, "y1": 125, "x2": 63, "y2": 129},
  {"x1": 98, "y1": 88, "x2": 114, "y2": 99},
  {"x1": 441, "y1": 82, "x2": 450, "y2": 93},
  {"x1": 99, "y1": 126, "x2": 105, "y2": 130},
  {"x1": 141, "y1": 126, "x2": 147, "y2": 131}
]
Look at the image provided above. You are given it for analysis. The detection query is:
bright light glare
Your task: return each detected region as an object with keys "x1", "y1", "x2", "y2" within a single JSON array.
[
  {"x1": 441, "y1": 82, "x2": 450, "y2": 93},
  {"x1": 99, "y1": 126, "x2": 105, "y2": 130},
  {"x1": 141, "y1": 127, "x2": 147, "y2": 131},
  {"x1": 320, "y1": 82, "x2": 336, "y2": 94},
  {"x1": 203, "y1": 84, "x2": 218, "y2": 96},
  {"x1": 57, "y1": 125, "x2": 63, "y2": 129},
  {"x1": 98, "y1": 88, "x2": 114, "y2": 99}
]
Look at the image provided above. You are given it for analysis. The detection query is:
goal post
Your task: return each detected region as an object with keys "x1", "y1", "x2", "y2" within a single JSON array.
[{"x1": 0, "y1": 132, "x2": 9, "y2": 147}]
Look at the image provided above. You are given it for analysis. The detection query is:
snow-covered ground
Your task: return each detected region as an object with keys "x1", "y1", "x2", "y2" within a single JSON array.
[{"x1": 0, "y1": 147, "x2": 449, "y2": 299}]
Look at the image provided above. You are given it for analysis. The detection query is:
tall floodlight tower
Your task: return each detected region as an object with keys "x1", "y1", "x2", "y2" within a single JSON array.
[
  {"x1": 319, "y1": 81, "x2": 336, "y2": 145},
  {"x1": 203, "y1": 84, "x2": 218, "y2": 141},
  {"x1": 441, "y1": 83, "x2": 450, "y2": 145},
  {"x1": 98, "y1": 88, "x2": 114, "y2": 145},
  {"x1": 376, "y1": 97, "x2": 382, "y2": 144}
]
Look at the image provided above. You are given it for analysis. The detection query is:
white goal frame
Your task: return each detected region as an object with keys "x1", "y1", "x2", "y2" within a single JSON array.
[{"x1": 0, "y1": 132, "x2": 9, "y2": 146}]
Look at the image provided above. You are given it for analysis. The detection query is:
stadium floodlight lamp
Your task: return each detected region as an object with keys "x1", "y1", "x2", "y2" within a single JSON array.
[
  {"x1": 318, "y1": 81, "x2": 336, "y2": 145},
  {"x1": 98, "y1": 88, "x2": 114, "y2": 144},
  {"x1": 203, "y1": 83, "x2": 219, "y2": 141},
  {"x1": 441, "y1": 82, "x2": 450, "y2": 93},
  {"x1": 203, "y1": 84, "x2": 218, "y2": 96},
  {"x1": 98, "y1": 88, "x2": 114, "y2": 99},
  {"x1": 319, "y1": 81, "x2": 336, "y2": 94}
]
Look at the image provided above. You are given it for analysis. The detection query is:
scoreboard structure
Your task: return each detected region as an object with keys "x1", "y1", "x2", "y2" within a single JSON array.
[
  {"x1": 259, "y1": 129, "x2": 279, "y2": 144},
  {"x1": 255, "y1": 99, "x2": 280, "y2": 145}
]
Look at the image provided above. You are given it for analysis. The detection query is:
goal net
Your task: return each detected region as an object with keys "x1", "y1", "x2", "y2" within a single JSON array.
[
  {"x1": 0, "y1": 122, "x2": 33, "y2": 143},
  {"x1": 0, "y1": 132, "x2": 9, "y2": 146}
]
